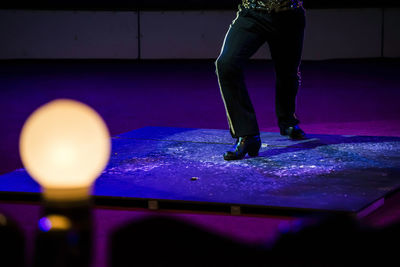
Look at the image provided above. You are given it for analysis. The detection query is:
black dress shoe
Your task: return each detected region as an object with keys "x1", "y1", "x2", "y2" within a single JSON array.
[
  {"x1": 280, "y1": 125, "x2": 306, "y2": 140},
  {"x1": 223, "y1": 135, "x2": 261, "y2": 160}
]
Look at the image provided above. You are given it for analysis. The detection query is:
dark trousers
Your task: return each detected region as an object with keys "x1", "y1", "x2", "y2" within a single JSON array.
[{"x1": 215, "y1": 6, "x2": 306, "y2": 138}]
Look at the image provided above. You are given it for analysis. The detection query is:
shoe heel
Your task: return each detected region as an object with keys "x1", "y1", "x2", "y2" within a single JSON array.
[
  {"x1": 248, "y1": 151, "x2": 259, "y2": 157},
  {"x1": 247, "y1": 143, "x2": 261, "y2": 157}
]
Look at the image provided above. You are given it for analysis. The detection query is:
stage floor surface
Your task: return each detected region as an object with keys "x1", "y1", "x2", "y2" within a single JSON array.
[{"x1": 1, "y1": 127, "x2": 400, "y2": 216}]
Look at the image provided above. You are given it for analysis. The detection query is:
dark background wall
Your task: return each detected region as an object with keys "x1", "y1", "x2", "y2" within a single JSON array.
[
  {"x1": 1, "y1": 0, "x2": 400, "y2": 10},
  {"x1": 1, "y1": 1, "x2": 400, "y2": 59}
]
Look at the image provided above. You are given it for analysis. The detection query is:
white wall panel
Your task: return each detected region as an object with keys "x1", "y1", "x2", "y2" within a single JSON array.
[
  {"x1": 0, "y1": 10, "x2": 138, "y2": 59},
  {"x1": 303, "y1": 9, "x2": 382, "y2": 60},
  {"x1": 0, "y1": 8, "x2": 395, "y2": 60},
  {"x1": 140, "y1": 11, "x2": 271, "y2": 59},
  {"x1": 384, "y1": 8, "x2": 400, "y2": 58},
  {"x1": 141, "y1": 9, "x2": 383, "y2": 60},
  {"x1": 141, "y1": 11, "x2": 233, "y2": 59}
]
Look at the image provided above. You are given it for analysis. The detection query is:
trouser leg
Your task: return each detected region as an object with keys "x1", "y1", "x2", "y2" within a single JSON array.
[
  {"x1": 215, "y1": 11, "x2": 266, "y2": 138},
  {"x1": 268, "y1": 10, "x2": 306, "y2": 130}
]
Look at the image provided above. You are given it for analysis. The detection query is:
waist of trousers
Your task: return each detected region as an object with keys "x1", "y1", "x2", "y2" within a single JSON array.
[{"x1": 242, "y1": 0, "x2": 304, "y2": 13}]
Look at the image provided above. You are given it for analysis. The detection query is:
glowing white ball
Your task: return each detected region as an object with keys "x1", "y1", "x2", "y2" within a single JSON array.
[{"x1": 19, "y1": 99, "x2": 111, "y2": 195}]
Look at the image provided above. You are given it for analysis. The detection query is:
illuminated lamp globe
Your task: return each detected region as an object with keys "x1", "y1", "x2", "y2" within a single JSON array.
[{"x1": 19, "y1": 99, "x2": 111, "y2": 201}]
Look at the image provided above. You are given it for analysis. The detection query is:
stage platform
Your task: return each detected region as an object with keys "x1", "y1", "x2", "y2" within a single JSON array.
[{"x1": 1, "y1": 127, "x2": 400, "y2": 217}]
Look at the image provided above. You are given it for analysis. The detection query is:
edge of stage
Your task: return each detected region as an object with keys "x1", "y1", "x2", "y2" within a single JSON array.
[{"x1": 1, "y1": 126, "x2": 400, "y2": 219}]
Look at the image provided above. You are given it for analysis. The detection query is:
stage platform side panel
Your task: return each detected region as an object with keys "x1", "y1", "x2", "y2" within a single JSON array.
[
  {"x1": 0, "y1": 169, "x2": 40, "y2": 193},
  {"x1": 1, "y1": 127, "x2": 400, "y2": 215}
]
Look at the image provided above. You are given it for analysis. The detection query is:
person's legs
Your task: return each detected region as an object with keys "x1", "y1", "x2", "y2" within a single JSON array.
[
  {"x1": 267, "y1": 9, "x2": 305, "y2": 132},
  {"x1": 215, "y1": 9, "x2": 266, "y2": 138}
]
